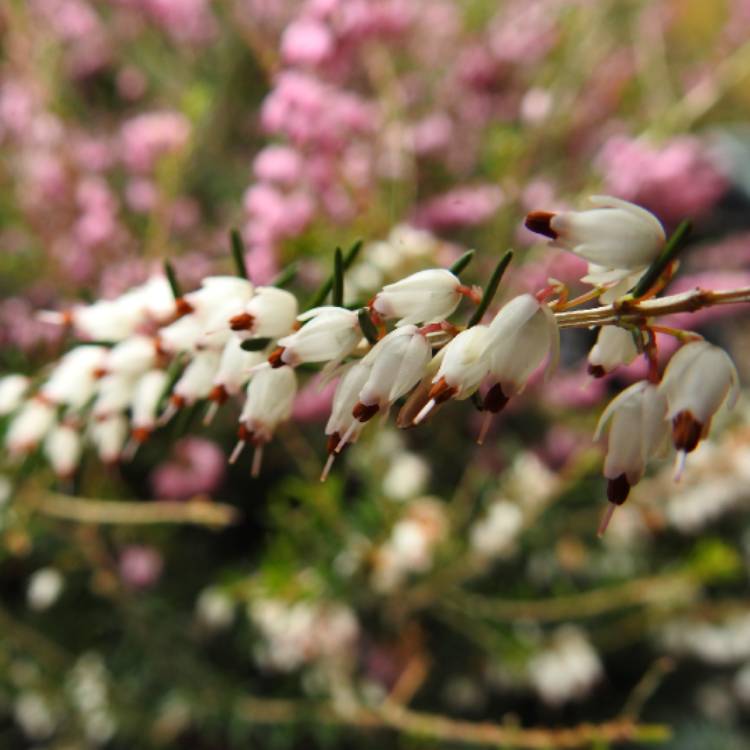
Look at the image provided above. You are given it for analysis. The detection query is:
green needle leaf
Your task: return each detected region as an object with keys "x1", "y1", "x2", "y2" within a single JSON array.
[
  {"x1": 240, "y1": 338, "x2": 272, "y2": 352},
  {"x1": 305, "y1": 239, "x2": 363, "y2": 309},
  {"x1": 630, "y1": 220, "x2": 691, "y2": 299},
  {"x1": 272, "y1": 263, "x2": 298, "y2": 288},
  {"x1": 230, "y1": 229, "x2": 249, "y2": 280},
  {"x1": 332, "y1": 247, "x2": 344, "y2": 307},
  {"x1": 449, "y1": 250, "x2": 475, "y2": 276},
  {"x1": 357, "y1": 308, "x2": 380, "y2": 345},
  {"x1": 467, "y1": 250, "x2": 514, "y2": 327},
  {"x1": 164, "y1": 261, "x2": 182, "y2": 300}
]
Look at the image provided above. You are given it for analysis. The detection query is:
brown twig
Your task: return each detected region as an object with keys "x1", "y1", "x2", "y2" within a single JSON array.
[
  {"x1": 237, "y1": 696, "x2": 671, "y2": 748},
  {"x1": 18, "y1": 487, "x2": 238, "y2": 528}
]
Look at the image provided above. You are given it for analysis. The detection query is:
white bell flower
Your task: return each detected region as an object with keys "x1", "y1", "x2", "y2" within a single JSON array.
[
  {"x1": 130, "y1": 369, "x2": 169, "y2": 441},
  {"x1": 371, "y1": 268, "x2": 467, "y2": 327},
  {"x1": 595, "y1": 380, "x2": 669, "y2": 531},
  {"x1": 587, "y1": 325, "x2": 640, "y2": 377},
  {"x1": 231, "y1": 366, "x2": 297, "y2": 476},
  {"x1": 89, "y1": 415, "x2": 128, "y2": 463},
  {"x1": 273, "y1": 306, "x2": 360, "y2": 368},
  {"x1": 413, "y1": 325, "x2": 490, "y2": 429},
  {"x1": 659, "y1": 341, "x2": 740, "y2": 473},
  {"x1": 481, "y1": 294, "x2": 559, "y2": 425},
  {"x1": 230, "y1": 287, "x2": 299, "y2": 340},
  {"x1": 526, "y1": 196, "x2": 665, "y2": 299},
  {"x1": 160, "y1": 350, "x2": 220, "y2": 424},
  {"x1": 44, "y1": 424, "x2": 82, "y2": 478},
  {"x1": 5, "y1": 397, "x2": 57, "y2": 455},
  {"x1": 40, "y1": 345, "x2": 108, "y2": 408},
  {"x1": 157, "y1": 314, "x2": 206, "y2": 354},
  {"x1": 321, "y1": 361, "x2": 373, "y2": 480},
  {"x1": 92, "y1": 374, "x2": 137, "y2": 419},
  {"x1": 0, "y1": 374, "x2": 30, "y2": 415},
  {"x1": 183, "y1": 276, "x2": 254, "y2": 316},
  {"x1": 104, "y1": 335, "x2": 159, "y2": 376}
]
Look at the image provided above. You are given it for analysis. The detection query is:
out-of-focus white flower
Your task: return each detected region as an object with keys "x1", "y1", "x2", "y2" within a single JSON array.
[
  {"x1": 157, "y1": 314, "x2": 206, "y2": 354},
  {"x1": 587, "y1": 325, "x2": 640, "y2": 377},
  {"x1": 195, "y1": 586, "x2": 235, "y2": 631},
  {"x1": 0, "y1": 374, "x2": 30, "y2": 415},
  {"x1": 163, "y1": 350, "x2": 220, "y2": 419},
  {"x1": 273, "y1": 306, "x2": 360, "y2": 369},
  {"x1": 232, "y1": 366, "x2": 297, "y2": 476},
  {"x1": 230, "y1": 286, "x2": 299, "y2": 340},
  {"x1": 13, "y1": 691, "x2": 56, "y2": 740},
  {"x1": 92, "y1": 374, "x2": 136, "y2": 419},
  {"x1": 527, "y1": 626, "x2": 602, "y2": 706},
  {"x1": 103, "y1": 335, "x2": 159, "y2": 376},
  {"x1": 371, "y1": 268, "x2": 465, "y2": 327},
  {"x1": 89, "y1": 415, "x2": 127, "y2": 463},
  {"x1": 44, "y1": 424, "x2": 82, "y2": 478},
  {"x1": 183, "y1": 276, "x2": 254, "y2": 316},
  {"x1": 27, "y1": 567, "x2": 64, "y2": 611},
  {"x1": 526, "y1": 196, "x2": 665, "y2": 297},
  {"x1": 663, "y1": 613, "x2": 750, "y2": 665},
  {"x1": 660, "y1": 341, "x2": 740, "y2": 472},
  {"x1": 595, "y1": 380, "x2": 669, "y2": 506},
  {"x1": 130, "y1": 370, "x2": 168, "y2": 441},
  {"x1": 470, "y1": 499, "x2": 524, "y2": 559},
  {"x1": 382, "y1": 452, "x2": 430, "y2": 500},
  {"x1": 5, "y1": 397, "x2": 57, "y2": 455},
  {"x1": 41, "y1": 345, "x2": 108, "y2": 408}
]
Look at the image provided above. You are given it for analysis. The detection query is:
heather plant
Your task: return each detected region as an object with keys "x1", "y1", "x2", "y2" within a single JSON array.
[{"x1": 3, "y1": 1, "x2": 750, "y2": 748}]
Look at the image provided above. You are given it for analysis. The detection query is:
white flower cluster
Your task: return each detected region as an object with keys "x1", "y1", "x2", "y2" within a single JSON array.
[{"x1": 0, "y1": 196, "x2": 743, "y2": 530}]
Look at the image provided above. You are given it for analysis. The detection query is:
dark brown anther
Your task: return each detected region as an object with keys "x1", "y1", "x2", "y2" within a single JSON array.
[
  {"x1": 587, "y1": 364, "x2": 606, "y2": 379},
  {"x1": 229, "y1": 312, "x2": 255, "y2": 331},
  {"x1": 175, "y1": 297, "x2": 194, "y2": 318},
  {"x1": 427, "y1": 377, "x2": 457, "y2": 405},
  {"x1": 237, "y1": 424, "x2": 251, "y2": 441},
  {"x1": 93, "y1": 367, "x2": 108, "y2": 379},
  {"x1": 170, "y1": 394, "x2": 186, "y2": 409},
  {"x1": 672, "y1": 410, "x2": 703, "y2": 453},
  {"x1": 268, "y1": 347, "x2": 286, "y2": 368},
  {"x1": 353, "y1": 401, "x2": 380, "y2": 422},
  {"x1": 208, "y1": 385, "x2": 228, "y2": 404},
  {"x1": 483, "y1": 383, "x2": 509, "y2": 413},
  {"x1": 524, "y1": 210, "x2": 558, "y2": 240},
  {"x1": 327, "y1": 432, "x2": 345, "y2": 455},
  {"x1": 607, "y1": 474, "x2": 631, "y2": 505},
  {"x1": 132, "y1": 427, "x2": 151, "y2": 444}
]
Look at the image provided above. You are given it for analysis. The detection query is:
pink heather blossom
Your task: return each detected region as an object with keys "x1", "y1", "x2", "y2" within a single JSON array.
[
  {"x1": 253, "y1": 146, "x2": 304, "y2": 186},
  {"x1": 125, "y1": 178, "x2": 158, "y2": 213},
  {"x1": 0, "y1": 297, "x2": 63, "y2": 351},
  {"x1": 292, "y1": 374, "x2": 337, "y2": 422},
  {"x1": 411, "y1": 113, "x2": 453, "y2": 155},
  {"x1": 120, "y1": 111, "x2": 191, "y2": 174},
  {"x1": 119, "y1": 545, "x2": 163, "y2": 589},
  {"x1": 31, "y1": 0, "x2": 101, "y2": 42},
  {"x1": 414, "y1": 185, "x2": 504, "y2": 230},
  {"x1": 134, "y1": 0, "x2": 217, "y2": 45},
  {"x1": 0, "y1": 80, "x2": 36, "y2": 139},
  {"x1": 542, "y1": 366, "x2": 608, "y2": 410},
  {"x1": 117, "y1": 67, "x2": 148, "y2": 100},
  {"x1": 692, "y1": 232, "x2": 750, "y2": 270},
  {"x1": 243, "y1": 242, "x2": 279, "y2": 286},
  {"x1": 281, "y1": 19, "x2": 335, "y2": 66},
  {"x1": 150, "y1": 437, "x2": 226, "y2": 501},
  {"x1": 596, "y1": 135, "x2": 728, "y2": 223},
  {"x1": 488, "y1": 0, "x2": 559, "y2": 66}
]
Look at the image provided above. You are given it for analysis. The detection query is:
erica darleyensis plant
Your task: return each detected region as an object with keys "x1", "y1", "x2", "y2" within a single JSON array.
[{"x1": 3, "y1": 196, "x2": 748, "y2": 534}]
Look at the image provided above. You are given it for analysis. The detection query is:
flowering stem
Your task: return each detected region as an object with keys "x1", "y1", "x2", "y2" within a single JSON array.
[
  {"x1": 230, "y1": 228, "x2": 249, "y2": 280},
  {"x1": 467, "y1": 250, "x2": 513, "y2": 327},
  {"x1": 629, "y1": 220, "x2": 691, "y2": 299},
  {"x1": 554, "y1": 285, "x2": 750, "y2": 329},
  {"x1": 449, "y1": 249, "x2": 475, "y2": 276}
]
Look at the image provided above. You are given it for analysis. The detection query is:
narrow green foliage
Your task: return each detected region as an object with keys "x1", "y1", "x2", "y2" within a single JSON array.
[
  {"x1": 449, "y1": 250, "x2": 475, "y2": 276},
  {"x1": 467, "y1": 250, "x2": 514, "y2": 327},
  {"x1": 230, "y1": 229, "x2": 249, "y2": 280},
  {"x1": 305, "y1": 239, "x2": 363, "y2": 309},
  {"x1": 332, "y1": 247, "x2": 344, "y2": 307},
  {"x1": 272, "y1": 263, "x2": 298, "y2": 288},
  {"x1": 357, "y1": 308, "x2": 379, "y2": 345},
  {"x1": 164, "y1": 260, "x2": 182, "y2": 300},
  {"x1": 240, "y1": 338, "x2": 272, "y2": 352},
  {"x1": 630, "y1": 220, "x2": 691, "y2": 299}
]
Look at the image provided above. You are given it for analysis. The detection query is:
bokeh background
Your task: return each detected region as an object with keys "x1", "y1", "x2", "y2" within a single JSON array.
[{"x1": 2, "y1": 0, "x2": 750, "y2": 747}]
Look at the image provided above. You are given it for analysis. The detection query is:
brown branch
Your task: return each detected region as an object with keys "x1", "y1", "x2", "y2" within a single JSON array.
[
  {"x1": 18, "y1": 487, "x2": 238, "y2": 528},
  {"x1": 554, "y1": 286, "x2": 750, "y2": 329},
  {"x1": 237, "y1": 696, "x2": 671, "y2": 748}
]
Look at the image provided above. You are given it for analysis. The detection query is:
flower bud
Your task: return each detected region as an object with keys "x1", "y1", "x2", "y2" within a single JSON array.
[
  {"x1": 587, "y1": 325, "x2": 640, "y2": 377},
  {"x1": 659, "y1": 341, "x2": 740, "y2": 468},
  {"x1": 371, "y1": 268, "x2": 464, "y2": 327}
]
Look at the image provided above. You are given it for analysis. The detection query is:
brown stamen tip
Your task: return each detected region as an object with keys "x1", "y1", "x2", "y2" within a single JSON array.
[
  {"x1": 672, "y1": 411, "x2": 703, "y2": 453},
  {"x1": 525, "y1": 210, "x2": 558, "y2": 240},
  {"x1": 352, "y1": 401, "x2": 380, "y2": 422},
  {"x1": 427, "y1": 377, "x2": 457, "y2": 405},
  {"x1": 209, "y1": 385, "x2": 228, "y2": 404},
  {"x1": 587, "y1": 363, "x2": 606, "y2": 379},
  {"x1": 93, "y1": 367, "x2": 108, "y2": 379},
  {"x1": 327, "y1": 432, "x2": 343, "y2": 455},
  {"x1": 484, "y1": 383, "x2": 509, "y2": 414},
  {"x1": 237, "y1": 424, "x2": 251, "y2": 441},
  {"x1": 170, "y1": 394, "x2": 186, "y2": 409},
  {"x1": 132, "y1": 427, "x2": 151, "y2": 444},
  {"x1": 268, "y1": 346, "x2": 286, "y2": 368},
  {"x1": 607, "y1": 474, "x2": 631, "y2": 505},
  {"x1": 175, "y1": 297, "x2": 194, "y2": 317},
  {"x1": 229, "y1": 312, "x2": 255, "y2": 331}
]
